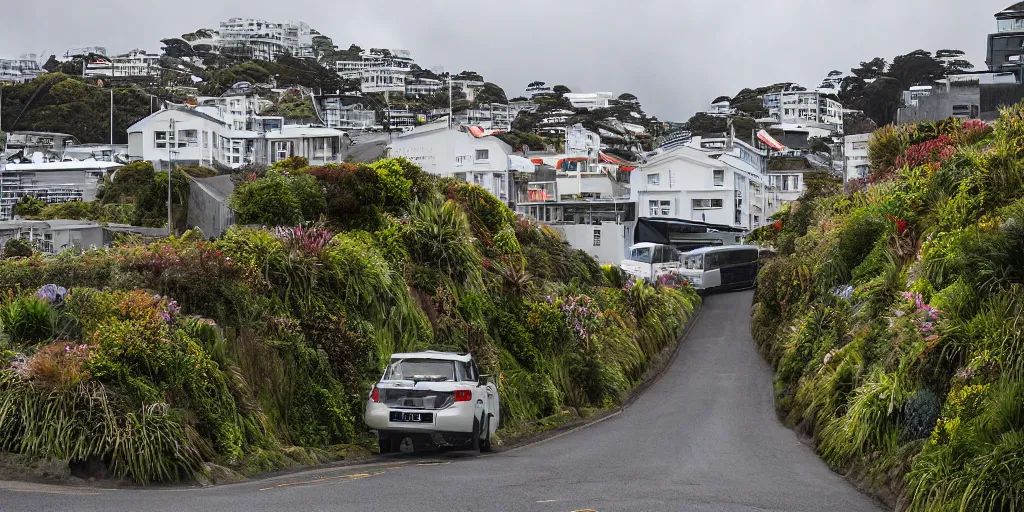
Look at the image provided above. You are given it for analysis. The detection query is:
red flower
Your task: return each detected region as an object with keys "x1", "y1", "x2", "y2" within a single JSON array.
[{"x1": 771, "y1": 220, "x2": 783, "y2": 232}]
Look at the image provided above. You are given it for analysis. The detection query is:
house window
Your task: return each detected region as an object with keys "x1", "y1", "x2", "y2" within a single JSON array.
[
  {"x1": 735, "y1": 209, "x2": 742, "y2": 225},
  {"x1": 851, "y1": 141, "x2": 868, "y2": 150},
  {"x1": 593, "y1": 229, "x2": 601, "y2": 247},
  {"x1": 203, "y1": 131, "x2": 209, "y2": 149},
  {"x1": 475, "y1": 149, "x2": 489, "y2": 161},
  {"x1": 692, "y1": 199, "x2": 724, "y2": 209},
  {"x1": 152, "y1": 131, "x2": 166, "y2": 149},
  {"x1": 647, "y1": 173, "x2": 661, "y2": 186},
  {"x1": 648, "y1": 200, "x2": 671, "y2": 216},
  {"x1": 713, "y1": 169, "x2": 724, "y2": 186}
]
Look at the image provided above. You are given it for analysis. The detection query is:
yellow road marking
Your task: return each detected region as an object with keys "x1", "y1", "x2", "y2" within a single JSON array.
[
  {"x1": 258, "y1": 460, "x2": 451, "y2": 491},
  {"x1": 259, "y1": 471, "x2": 384, "y2": 491}
]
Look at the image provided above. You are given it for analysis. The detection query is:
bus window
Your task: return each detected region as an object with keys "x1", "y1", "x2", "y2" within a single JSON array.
[
  {"x1": 738, "y1": 249, "x2": 759, "y2": 264},
  {"x1": 705, "y1": 252, "x2": 722, "y2": 270},
  {"x1": 631, "y1": 247, "x2": 653, "y2": 263}
]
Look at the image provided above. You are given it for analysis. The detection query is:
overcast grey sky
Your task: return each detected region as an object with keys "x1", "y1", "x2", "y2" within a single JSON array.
[{"x1": 1, "y1": 0, "x2": 1009, "y2": 121}]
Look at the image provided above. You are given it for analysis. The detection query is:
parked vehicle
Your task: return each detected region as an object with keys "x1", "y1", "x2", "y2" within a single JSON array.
[
  {"x1": 621, "y1": 243, "x2": 683, "y2": 282},
  {"x1": 365, "y1": 351, "x2": 499, "y2": 453},
  {"x1": 678, "y1": 245, "x2": 760, "y2": 291}
]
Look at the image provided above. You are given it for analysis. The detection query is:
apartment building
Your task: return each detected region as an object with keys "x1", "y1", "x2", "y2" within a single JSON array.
[
  {"x1": 335, "y1": 49, "x2": 416, "y2": 94},
  {"x1": 218, "y1": 18, "x2": 319, "y2": 60},
  {"x1": 0, "y1": 55, "x2": 43, "y2": 84},
  {"x1": 316, "y1": 94, "x2": 377, "y2": 130},
  {"x1": 763, "y1": 89, "x2": 844, "y2": 135},
  {"x1": 454, "y1": 103, "x2": 512, "y2": 131},
  {"x1": 405, "y1": 77, "x2": 443, "y2": 97},
  {"x1": 84, "y1": 49, "x2": 161, "y2": 79}
]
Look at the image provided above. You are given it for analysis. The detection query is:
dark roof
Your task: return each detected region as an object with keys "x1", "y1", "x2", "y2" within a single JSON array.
[{"x1": 997, "y1": 2, "x2": 1024, "y2": 19}]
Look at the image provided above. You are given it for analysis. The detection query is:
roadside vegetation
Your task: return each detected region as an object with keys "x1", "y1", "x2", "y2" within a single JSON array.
[
  {"x1": 0, "y1": 158, "x2": 698, "y2": 484},
  {"x1": 748, "y1": 108, "x2": 1024, "y2": 510}
]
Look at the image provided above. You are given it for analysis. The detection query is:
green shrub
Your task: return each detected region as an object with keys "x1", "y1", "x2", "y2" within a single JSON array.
[
  {"x1": 3, "y1": 239, "x2": 32, "y2": 259},
  {"x1": 229, "y1": 172, "x2": 303, "y2": 226}
]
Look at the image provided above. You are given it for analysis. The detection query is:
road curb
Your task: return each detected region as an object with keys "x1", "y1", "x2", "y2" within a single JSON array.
[{"x1": 496, "y1": 300, "x2": 704, "y2": 454}]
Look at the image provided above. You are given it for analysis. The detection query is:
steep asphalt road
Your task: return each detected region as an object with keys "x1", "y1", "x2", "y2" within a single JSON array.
[{"x1": 0, "y1": 291, "x2": 883, "y2": 512}]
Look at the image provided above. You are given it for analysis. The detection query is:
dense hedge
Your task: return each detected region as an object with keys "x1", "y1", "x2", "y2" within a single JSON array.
[
  {"x1": 0, "y1": 158, "x2": 699, "y2": 483},
  {"x1": 751, "y1": 112, "x2": 1024, "y2": 510}
]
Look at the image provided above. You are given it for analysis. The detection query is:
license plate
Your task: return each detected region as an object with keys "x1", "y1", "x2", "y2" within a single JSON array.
[{"x1": 390, "y1": 411, "x2": 433, "y2": 423}]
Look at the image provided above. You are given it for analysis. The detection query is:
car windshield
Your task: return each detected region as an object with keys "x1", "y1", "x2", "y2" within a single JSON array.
[
  {"x1": 386, "y1": 359, "x2": 455, "y2": 382},
  {"x1": 630, "y1": 247, "x2": 653, "y2": 263}
]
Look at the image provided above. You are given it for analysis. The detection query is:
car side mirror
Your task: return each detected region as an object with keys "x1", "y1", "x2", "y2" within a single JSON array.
[{"x1": 479, "y1": 374, "x2": 490, "y2": 385}]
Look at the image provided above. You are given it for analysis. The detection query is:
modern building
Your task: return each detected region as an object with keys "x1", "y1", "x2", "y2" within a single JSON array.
[
  {"x1": 0, "y1": 220, "x2": 165, "y2": 254},
  {"x1": 896, "y1": 72, "x2": 1021, "y2": 123},
  {"x1": 564, "y1": 92, "x2": 613, "y2": 110},
  {"x1": 843, "y1": 133, "x2": 871, "y2": 182},
  {"x1": 405, "y1": 77, "x2": 443, "y2": 97},
  {"x1": 127, "y1": 106, "x2": 349, "y2": 171},
  {"x1": 388, "y1": 121, "x2": 534, "y2": 204},
  {"x1": 84, "y1": 49, "x2": 161, "y2": 79},
  {"x1": 217, "y1": 18, "x2": 319, "y2": 60},
  {"x1": 762, "y1": 89, "x2": 844, "y2": 136},
  {"x1": 0, "y1": 55, "x2": 43, "y2": 84},
  {"x1": 335, "y1": 49, "x2": 416, "y2": 94},
  {"x1": 454, "y1": 104, "x2": 512, "y2": 131},
  {"x1": 706, "y1": 100, "x2": 736, "y2": 117},
  {"x1": 316, "y1": 94, "x2": 377, "y2": 130},
  {"x1": 989, "y1": 2, "x2": 1024, "y2": 78}
]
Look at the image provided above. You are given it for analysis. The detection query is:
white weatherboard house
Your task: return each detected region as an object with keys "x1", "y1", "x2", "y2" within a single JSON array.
[
  {"x1": 127, "y1": 107, "x2": 348, "y2": 170},
  {"x1": 633, "y1": 137, "x2": 779, "y2": 231},
  {"x1": 388, "y1": 122, "x2": 532, "y2": 204}
]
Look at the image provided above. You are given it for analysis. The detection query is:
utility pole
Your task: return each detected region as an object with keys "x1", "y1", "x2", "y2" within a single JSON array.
[
  {"x1": 448, "y1": 73, "x2": 453, "y2": 129},
  {"x1": 168, "y1": 118, "x2": 175, "y2": 237},
  {"x1": 109, "y1": 88, "x2": 114, "y2": 145}
]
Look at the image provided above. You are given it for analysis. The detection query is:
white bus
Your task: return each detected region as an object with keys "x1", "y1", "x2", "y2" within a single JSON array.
[
  {"x1": 621, "y1": 243, "x2": 683, "y2": 282},
  {"x1": 678, "y1": 245, "x2": 760, "y2": 291}
]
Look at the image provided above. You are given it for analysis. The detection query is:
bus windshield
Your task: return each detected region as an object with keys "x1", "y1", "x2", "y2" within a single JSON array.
[{"x1": 630, "y1": 247, "x2": 653, "y2": 263}]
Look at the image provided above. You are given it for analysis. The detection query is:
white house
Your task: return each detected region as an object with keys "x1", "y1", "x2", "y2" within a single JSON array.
[
  {"x1": 0, "y1": 55, "x2": 43, "y2": 84},
  {"x1": 843, "y1": 133, "x2": 871, "y2": 183},
  {"x1": 564, "y1": 92, "x2": 613, "y2": 110},
  {"x1": 762, "y1": 89, "x2": 844, "y2": 135},
  {"x1": 633, "y1": 138, "x2": 778, "y2": 231},
  {"x1": 84, "y1": 49, "x2": 161, "y2": 79},
  {"x1": 127, "y1": 107, "x2": 348, "y2": 170},
  {"x1": 706, "y1": 100, "x2": 736, "y2": 117},
  {"x1": 388, "y1": 122, "x2": 528, "y2": 204}
]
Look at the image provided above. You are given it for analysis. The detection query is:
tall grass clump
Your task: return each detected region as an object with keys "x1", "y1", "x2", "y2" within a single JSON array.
[{"x1": 751, "y1": 104, "x2": 1024, "y2": 509}]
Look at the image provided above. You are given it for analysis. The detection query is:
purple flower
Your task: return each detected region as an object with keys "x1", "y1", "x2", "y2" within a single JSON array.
[{"x1": 34, "y1": 284, "x2": 67, "y2": 304}]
